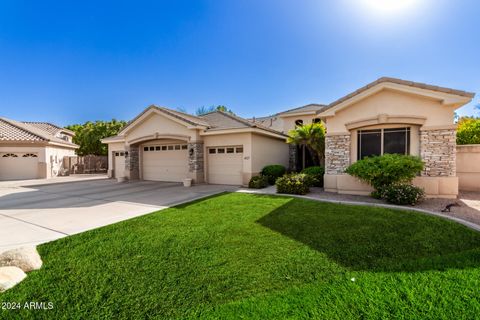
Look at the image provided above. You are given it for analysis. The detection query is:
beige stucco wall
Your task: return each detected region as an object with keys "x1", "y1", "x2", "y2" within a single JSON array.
[
  {"x1": 280, "y1": 114, "x2": 321, "y2": 133},
  {"x1": 251, "y1": 133, "x2": 289, "y2": 174},
  {"x1": 325, "y1": 89, "x2": 455, "y2": 133},
  {"x1": 45, "y1": 146, "x2": 76, "y2": 178},
  {"x1": 457, "y1": 145, "x2": 480, "y2": 191}
]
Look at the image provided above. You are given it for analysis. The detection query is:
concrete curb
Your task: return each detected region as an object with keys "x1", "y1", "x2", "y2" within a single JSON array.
[{"x1": 237, "y1": 189, "x2": 480, "y2": 232}]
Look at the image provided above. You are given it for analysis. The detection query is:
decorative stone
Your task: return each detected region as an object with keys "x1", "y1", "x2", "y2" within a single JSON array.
[
  {"x1": 288, "y1": 144, "x2": 297, "y2": 171},
  {"x1": 0, "y1": 266, "x2": 27, "y2": 292},
  {"x1": 125, "y1": 145, "x2": 139, "y2": 180},
  {"x1": 0, "y1": 246, "x2": 43, "y2": 272},
  {"x1": 420, "y1": 129, "x2": 456, "y2": 177},
  {"x1": 188, "y1": 142, "x2": 204, "y2": 173},
  {"x1": 325, "y1": 134, "x2": 351, "y2": 174}
]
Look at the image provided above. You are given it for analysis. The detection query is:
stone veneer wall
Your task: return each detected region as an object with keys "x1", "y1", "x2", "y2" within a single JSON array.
[
  {"x1": 325, "y1": 134, "x2": 351, "y2": 174},
  {"x1": 124, "y1": 145, "x2": 139, "y2": 180},
  {"x1": 288, "y1": 144, "x2": 297, "y2": 171},
  {"x1": 420, "y1": 129, "x2": 456, "y2": 177},
  {"x1": 188, "y1": 142, "x2": 204, "y2": 174}
]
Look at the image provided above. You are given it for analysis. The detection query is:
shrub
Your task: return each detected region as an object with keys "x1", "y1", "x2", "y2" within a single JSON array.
[
  {"x1": 261, "y1": 165, "x2": 287, "y2": 185},
  {"x1": 248, "y1": 175, "x2": 269, "y2": 189},
  {"x1": 457, "y1": 117, "x2": 480, "y2": 145},
  {"x1": 345, "y1": 154, "x2": 424, "y2": 191},
  {"x1": 301, "y1": 166, "x2": 324, "y2": 187},
  {"x1": 380, "y1": 184, "x2": 425, "y2": 205},
  {"x1": 276, "y1": 174, "x2": 310, "y2": 195}
]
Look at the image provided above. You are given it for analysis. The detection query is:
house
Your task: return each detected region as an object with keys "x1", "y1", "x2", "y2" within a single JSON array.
[
  {"x1": 102, "y1": 77, "x2": 474, "y2": 198},
  {"x1": 0, "y1": 118, "x2": 78, "y2": 180},
  {"x1": 101, "y1": 107, "x2": 289, "y2": 185}
]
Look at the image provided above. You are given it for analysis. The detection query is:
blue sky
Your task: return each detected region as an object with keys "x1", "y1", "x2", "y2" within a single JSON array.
[{"x1": 0, "y1": 0, "x2": 478, "y2": 125}]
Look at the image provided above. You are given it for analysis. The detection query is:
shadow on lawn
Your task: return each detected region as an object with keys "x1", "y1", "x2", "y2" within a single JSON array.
[{"x1": 257, "y1": 197, "x2": 480, "y2": 272}]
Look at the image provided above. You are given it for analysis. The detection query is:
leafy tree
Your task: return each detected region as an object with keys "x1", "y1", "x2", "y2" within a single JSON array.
[
  {"x1": 457, "y1": 116, "x2": 480, "y2": 145},
  {"x1": 66, "y1": 119, "x2": 127, "y2": 156},
  {"x1": 195, "y1": 105, "x2": 234, "y2": 116},
  {"x1": 287, "y1": 123, "x2": 326, "y2": 166}
]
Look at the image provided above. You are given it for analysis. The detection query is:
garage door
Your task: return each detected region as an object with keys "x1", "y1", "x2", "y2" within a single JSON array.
[
  {"x1": 142, "y1": 143, "x2": 188, "y2": 182},
  {"x1": 114, "y1": 151, "x2": 125, "y2": 178},
  {"x1": 0, "y1": 153, "x2": 39, "y2": 180},
  {"x1": 207, "y1": 146, "x2": 243, "y2": 185}
]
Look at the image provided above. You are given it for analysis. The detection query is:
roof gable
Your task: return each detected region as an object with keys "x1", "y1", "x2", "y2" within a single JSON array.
[{"x1": 318, "y1": 77, "x2": 475, "y2": 117}]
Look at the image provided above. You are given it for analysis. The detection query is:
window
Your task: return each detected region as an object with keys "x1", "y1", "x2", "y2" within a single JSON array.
[
  {"x1": 115, "y1": 152, "x2": 120, "y2": 156},
  {"x1": 295, "y1": 119, "x2": 303, "y2": 126},
  {"x1": 155, "y1": 146, "x2": 161, "y2": 151},
  {"x1": 312, "y1": 118, "x2": 321, "y2": 124},
  {"x1": 143, "y1": 147, "x2": 149, "y2": 152},
  {"x1": 174, "y1": 145, "x2": 180, "y2": 150},
  {"x1": 181, "y1": 145, "x2": 188, "y2": 150},
  {"x1": 2, "y1": 153, "x2": 18, "y2": 157},
  {"x1": 167, "y1": 145, "x2": 174, "y2": 150},
  {"x1": 162, "y1": 146, "x2": 167, "y2": 150},
  {"x1": 226, "y1": 147, "x2": 234, "y2": 153},
  {"x1": 209, "y1": 148, "x2": 216, "y2": 154},
  {"x1": 23, "y1": 153, "x2": 38, "y2": 157},
  {"x1": 236, "y1": 147, "x2": 243, "y2": 153},
  {"x1": 149, "y1": 146, "x2": 155, "y2": 151},
  {"x1": 217, "y1": 148, "x2": 225, "y2": 154},
  {"x1": 357, "y1": 127, "x2": 410, "y2": 160}
]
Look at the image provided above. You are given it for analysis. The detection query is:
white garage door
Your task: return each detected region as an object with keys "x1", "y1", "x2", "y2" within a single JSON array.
[
  {"x1": 207, "y1": 146, "x2": 244, "y2": 185},
  {"x1": 0, "y1": 153, "x2": 39, "y2": 180},
  {"x1": 114, "y1": 151, "x2": 125, "y2": 178},
  {"x1": 142, "y1": 143, "x2": 188, "y2": 182}
]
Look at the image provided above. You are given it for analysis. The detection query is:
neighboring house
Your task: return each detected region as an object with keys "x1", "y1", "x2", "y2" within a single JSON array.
[
  {"x1": 102, "y1": 77, "x2": 474, "y2": 198},
  {"x1": 101, "y1": 107, "x2": 289, "y2": 185},
  {"x1": 0, "y1": 118, "x2": 78, "y2": 180}
]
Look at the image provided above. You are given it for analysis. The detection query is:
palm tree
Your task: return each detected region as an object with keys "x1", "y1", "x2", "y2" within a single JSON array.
[{"x1": 287, "y1": 122, "x2": 326, "y2": 168}]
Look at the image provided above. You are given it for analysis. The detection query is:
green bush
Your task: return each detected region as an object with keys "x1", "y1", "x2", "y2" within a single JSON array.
[
  {"x1": 261, "y1": 165, "x2": 287, "y2": 185},
  {"x1": 345, "y1": 154, "x2": 424, "y2": 191},
  {"x1": 301, "y1": 166, "x2": 324, "y2": 187},
  {"x1": 457, "y1": 117, "x2": 480, "y2": 145},
  {"x1": 248, "y1": 176, "x2": 269, "y2": 189},
  {"x1": 380, "y1": 184, "x2": 425, "y2": 205},
  {"x1": 276, "y1": 174, "x2": 310, "y2": 195}
]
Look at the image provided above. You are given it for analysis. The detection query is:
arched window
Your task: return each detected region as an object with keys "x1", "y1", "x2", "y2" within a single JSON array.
[
  {"x1": 295, "y1": 119, "x2": 303, "y2": 126},
  {"x1": 23, "y1": 153, "x2": 38, "y2": 158},
  {"x1": 312, "y1": 118, "x2": 321, "y2": 124},
  {"x1": 2, "y1": 153, "x2": 18, "y2": 157}
]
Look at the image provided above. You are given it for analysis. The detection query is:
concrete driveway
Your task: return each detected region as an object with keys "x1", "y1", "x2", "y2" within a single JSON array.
[{"x1": 0, "y1": 178, "x2": 237, "y2": 252}]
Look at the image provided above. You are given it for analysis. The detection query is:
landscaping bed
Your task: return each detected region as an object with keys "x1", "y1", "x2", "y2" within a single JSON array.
[{"x1": 1, "y1": 193, "x2": 480, "y2": 319}]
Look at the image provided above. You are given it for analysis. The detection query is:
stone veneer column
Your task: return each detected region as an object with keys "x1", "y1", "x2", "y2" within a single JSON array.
[
  {"x1": 188, "y1": 142, "x2": 204, "y2": 183},
  {"x1": 420, "y1": 128, "x2": 456, "y2": 177},
  {"x1": 325, "y1": 134, "x2": 351, "y2": 174},
  {"x1": 124, "y1": 145, "x2": 139, "y2": 180},
  {"x1": 288, "y1": 144, "x2": 297, "y2": 171}
]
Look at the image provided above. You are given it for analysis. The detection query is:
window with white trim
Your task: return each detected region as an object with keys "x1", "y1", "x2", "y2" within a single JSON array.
[{"x1": 357, "y1": 127, "x2": 410, "y2": 160}]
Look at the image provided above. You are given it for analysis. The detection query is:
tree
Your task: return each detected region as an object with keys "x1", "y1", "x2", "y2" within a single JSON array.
[
  {"x1": 195, "y1": 105, "x2": 234, "y2": 116},
  {"x1": 287, "y1": 122, "x2": 326, "y2": 166},
  {"x1": 66, "y1": 119, "x2": 127, "y2": 156},
  {"x1": 457, "y1": 116, "x2": 480, "y2": 145}
]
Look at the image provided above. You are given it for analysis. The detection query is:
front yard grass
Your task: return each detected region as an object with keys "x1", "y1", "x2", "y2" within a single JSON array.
[{"x1": 1, "y1": 193, "x2": 480, "y2": 319}]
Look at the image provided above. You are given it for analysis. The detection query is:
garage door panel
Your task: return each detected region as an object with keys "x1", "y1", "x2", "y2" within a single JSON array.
[
  {"x1": 207, "y1": 147, "x2": 243, "y2": 185},
  {"x1": 114, "y1": 151, "x2": 125, "y2": 178},
  {"x1": 142, "y1": 146, "x2": 188, "y2": 182},
  {"x1": 0, "y1": 153, "x2": 39, "y2": 180}
]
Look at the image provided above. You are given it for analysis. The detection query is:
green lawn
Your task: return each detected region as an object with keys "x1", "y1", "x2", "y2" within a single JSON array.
[{"x1": 1, "y1": 193, "x2": 480, "y2": 319}]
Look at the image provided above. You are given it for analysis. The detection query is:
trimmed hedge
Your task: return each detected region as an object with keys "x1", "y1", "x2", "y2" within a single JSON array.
[
  {"x1": 261, "y1": 165, "x2": 287, "y2": 185},
  {"x1": 276, "y1": 174, "x2": 310, "y2": 195},
  {"x1": 301, "y1": 166, "x2": 324, "y2": 187},
  {"x1": 380, "y1": 184, "x2": 425, "y2": 205},
  {"x1": 345, "y1": 154, "x2": 423, "y2": 191},
  {"x1": 248, "y1": 175, "x2": 269, "y2": 189}
]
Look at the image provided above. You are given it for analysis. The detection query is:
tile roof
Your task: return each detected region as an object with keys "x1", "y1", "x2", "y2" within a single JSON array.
[
  {"x1": 23, "y1": 122, "x2": 74, "y2": 136},
  {"x1": 0, "y1": 117, "x2": 78, "y2": 148},
  {"x1": 277, "y1": 103, "x2": 326, "y2": 116},
  {"x1": 321, "y1": 77, "x2": 476, "y2": 114}
]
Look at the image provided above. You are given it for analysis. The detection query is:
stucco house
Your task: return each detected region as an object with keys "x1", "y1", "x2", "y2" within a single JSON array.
[
  {"x1": 0, "y1": 118, "x2": 78, "y2": 180},
  {"x1": 102, "y1": 77, "x2": 474, "y2": 198}
]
